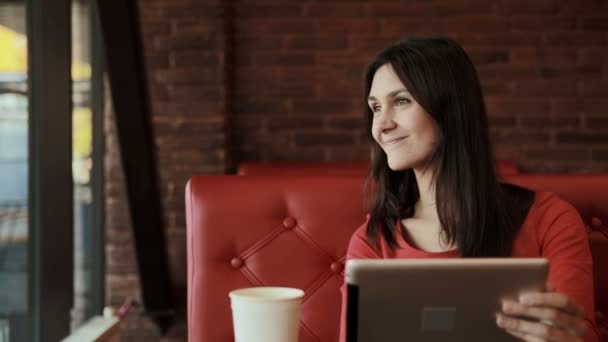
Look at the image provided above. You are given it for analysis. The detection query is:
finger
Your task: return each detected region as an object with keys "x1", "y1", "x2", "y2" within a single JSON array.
[
  {"x1": 502, "y1": 300, "x2": 587, "y2": 336},
  {"x1": 504, "y1": 329, "x2": 544, "y2": 342},
  {"x1": 496, "y1": 312, "x2": 570, "y2": 341},
  {"x1": 519, "y1": 293, "x2": 586, "y2": 318}
]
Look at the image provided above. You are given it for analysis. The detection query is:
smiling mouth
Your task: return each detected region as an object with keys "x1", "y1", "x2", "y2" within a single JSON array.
[{"x1": 383, "y1": 137, "x2": 407, "y2": 147}]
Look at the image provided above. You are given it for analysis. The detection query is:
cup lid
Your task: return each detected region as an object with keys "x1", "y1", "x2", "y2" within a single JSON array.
[{"x1": 229, "y1": 287, "x2": 304, "y2": 301}]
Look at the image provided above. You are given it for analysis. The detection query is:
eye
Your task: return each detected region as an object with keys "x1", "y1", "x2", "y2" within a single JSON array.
[
  {"x1": 395, "y1": 97, "x2": 411, "y2": 106},
  {"x1": 370, "y1": 104, "x2": 381, "y2": 113}
]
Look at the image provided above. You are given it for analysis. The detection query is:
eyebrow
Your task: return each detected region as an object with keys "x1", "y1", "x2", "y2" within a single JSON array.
[{"x1": 367, "y1": 88, "x2": 410, "y2": 102}]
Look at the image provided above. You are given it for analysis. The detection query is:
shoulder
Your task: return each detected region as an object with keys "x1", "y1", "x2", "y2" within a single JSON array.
[
  {"x1": 525, "y1": 191, "x2": 588, "y2": 248},
  {"x1": 346, "y1": 215, "x2": 382, "y2": 259},
  {"x1": 529, "y1": 191, "x2": 583, "y2": 226}
]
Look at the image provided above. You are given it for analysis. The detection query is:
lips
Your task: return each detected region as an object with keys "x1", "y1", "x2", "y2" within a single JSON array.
[{"x1": 382, "y1": 136, "x2": 407, "y2": 147}]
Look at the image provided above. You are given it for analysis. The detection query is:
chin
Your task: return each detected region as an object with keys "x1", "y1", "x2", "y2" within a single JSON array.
[{"x1": 386, "y1": 157, "x2": 412, "y2": 171}]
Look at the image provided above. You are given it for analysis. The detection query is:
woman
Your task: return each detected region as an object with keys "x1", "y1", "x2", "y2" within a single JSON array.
[{"x1": 339, "y1": 37, "x2": 598, "y2": 342}]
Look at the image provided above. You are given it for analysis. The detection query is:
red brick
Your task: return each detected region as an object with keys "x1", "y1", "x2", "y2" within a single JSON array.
[
  {"x1": 154, "y1": 33, "x2": 220, "y2": 51},
  {"x1": 509, "y1": 48, "x2": 578, "y2": 67},
  {"x1": 155, "y1": 68, "x2": 221, "y2": 85},
  {"x1": 585, "y1": 116, "x2": 608, "y2": 129},
  {"x1": 234, "y1": 67, "x2": 280, "y2": 84},
  {"x1": 480, "y1": 80, "x2": 514, "y2": 95},
  {"x1": 315, "y1": 51, "x2": 371, "y2": 66},
  {"x1": 140, "y1": 21, "x2": 171, "y2": 35},
  {"x1": 237, "y1": 18, "x2": 315, "y2": 34},
  {"x1": 284, "y1": 35, "x2": 348, "y2": 50},
  {"x1": 488, "y1": 115, "x2": 517, "y2": 127},
  {"x1": 491, "y1": 130, "x2": 551, "y2": 144},
  {"x1": 485, "y1": 97, "x2": 550, "y2": 116},
  {"x1": 234, "y1": 34, "x2": 282, "y2": 50},
  {"x1": 366, "y1": 0, "x2": 494, "y2": 16},
  {"x1": 327, "y1": 117, "x2": 365, "y2": 130},
  {"x1": 303, "y1": 3, "x2": 365, "y2": 17},
  {"x1": 457, "y1": 32, "x2": 542, "y2": 47},
  {"x1": 162, "y1": 4, "x2": 223, "y2": 19},
  {"x1": 165, "y1": 102, "x2": 224, "y2": 117},
  {"x1": 294, "y1": 132, "x2": 355, "y2": 146},
  {"x1": 149, "y1": 94, "x2": 168, "y2": 111},
  {"x1": 582, "y1": 17, "x2": 608, "y2": 31},
  {"x1": 325, "y1": 145, "x2": 371, "y2": 161},
  {"x1": 469, "y1": 50, "x2": 509, "y2": 65},
  {"x1": 437, "y1": 16, "x2": 509, "y2": 32},
  {"x1": 167, "y1": 85, "x2": 222, "y2": 101},
  {"x1": 379, "y1": 19, "x2": 442, "y2": 34},
  {"x1": 551, "y1": 99, "x2": 608, "y2": 115},
  {"x1": 525, "y1": 147, "x2": 591, "y2": 161},
  {"x1": 509, "y1": 15, "x2": 576, "y2": 30},
  {"x1": 512, "y1": 80, "x2": 573, "y2": 96},
  {"x1": 477, "y1": 64, "x2": 540, "y2": 82},
  {"x1": 497, "y1": 0, "x2": 557, "y2": 13},
  {"x1": 171, "y1": 18, "x2": 221, "y2": 34},
  {"x1": 144, "y1": 53, "x2": 170, "y2": 69},
  {"x1": 234, "y1": 4, "x2": 304, "y2": 18},
  {"x1": 232, "y1": 98, "x2": 289, "y2": 115},
  {"x1": 171, "y1": 51, "x2": 220, "y2": 68},
  {"x1": 153, "y1": 119, "x2": 224, "y2": 136},
  {"x1": 592, "y1": 149, "x2": 608, "y2": 162},
  {"x1": 542, "y1": 31, "x2": 606, "y2": 46},
  {"x1": 519, "y1": 115, "x2": 580, "y2": 128},
  {"x1": 578, "y1": 80, "x2": 608, "y2": 95},
  {"x1": 315, "y1": 18, "x2": 380, "y2": 32},
  {"x1": 267, "y1": 117, "x2": 324, "y2": 131},
  {"x1": 252, "y1": 52, "x2": 315, "y2": 67},
  {"x1": 577, "y1": 48, "x2": 608, "y2": 66},
  {"x1": 236, "y1": 82, "x2": 316, "y2": 98},
  {"x1": 538, "y1": 66, "x2": 599, "y2": 79},
  {"x1": 290, "y1": 100, "x2": 354, "y2": 116},
  {"x1": 557, "y1": 132, "x2": 608, "y2": 144},
  {"x1": 559, "y1": 0, "x2": 608, "y2": 14}
]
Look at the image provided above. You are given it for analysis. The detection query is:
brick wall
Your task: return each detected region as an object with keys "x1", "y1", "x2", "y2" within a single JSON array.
[{"x1": 105, "y1": 0, "x2": 608, "y2": 340}]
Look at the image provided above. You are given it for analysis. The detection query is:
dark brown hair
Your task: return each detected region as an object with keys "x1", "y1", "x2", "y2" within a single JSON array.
[{"x1": 364, "y1": 37, "x2": 533, "y2": 257}]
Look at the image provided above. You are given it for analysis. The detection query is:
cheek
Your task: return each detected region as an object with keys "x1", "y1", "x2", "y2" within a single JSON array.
[{"x1": 370, "y1": 121, "x2": 381, "y2": 142}]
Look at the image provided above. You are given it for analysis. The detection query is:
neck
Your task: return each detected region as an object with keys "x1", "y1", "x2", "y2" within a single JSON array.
[{"x1": 413, "y1": 167, "x2": 438, "y2": 220}]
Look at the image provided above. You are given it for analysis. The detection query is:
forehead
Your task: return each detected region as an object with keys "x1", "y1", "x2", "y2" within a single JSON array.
[{"x1": 369, "y1": 64, "x2": 406, "y2": 98}]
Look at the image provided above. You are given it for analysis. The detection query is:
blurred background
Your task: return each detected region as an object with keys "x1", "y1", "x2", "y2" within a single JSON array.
[{"x1": 0, "y1": 0, "x2": 607, "y2": 341}]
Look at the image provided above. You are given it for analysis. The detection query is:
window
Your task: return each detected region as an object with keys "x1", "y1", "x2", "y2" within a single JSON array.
[
  {"x1": 0, "y1": 0, "x2": 104, "y2": 339},
  {"x1": 0, "y1": 2, "x2": 28, "y2": 340}
]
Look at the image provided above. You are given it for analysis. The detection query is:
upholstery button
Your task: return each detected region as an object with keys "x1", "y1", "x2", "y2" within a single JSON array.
[
  {"x1": 231, "y1": 257, "x2": 244, "y2": 269},
  {"x1": 331, "y1": 262, "x2": 343, "y2": 273},
  {"x1": 283, "y1": 217, "x2": 297, "y2": 229},
  {"x1": 591, "y1": 217, "x2": 603, "y2": 228}
]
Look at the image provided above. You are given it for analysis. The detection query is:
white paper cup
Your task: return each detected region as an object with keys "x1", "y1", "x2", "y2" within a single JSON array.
[{"x1": 229, "y1": 287, "x2": 304, "y2": 342}]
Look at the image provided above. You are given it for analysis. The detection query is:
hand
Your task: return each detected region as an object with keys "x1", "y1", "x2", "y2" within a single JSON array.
[{"x1": 496, "y1": 283, "x2": 588, "y2": 341}]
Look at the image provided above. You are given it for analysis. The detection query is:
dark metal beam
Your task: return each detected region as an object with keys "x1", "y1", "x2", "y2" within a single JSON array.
[
  {"x1": 95, "y1": 0, "x2": 174, "y2": 334},
  {"x1": 89, "y1": 0, "x2": 106, "y2": 320},
  {"x1": 27, "y1": 0, "x2": 73, "y2": 340}
]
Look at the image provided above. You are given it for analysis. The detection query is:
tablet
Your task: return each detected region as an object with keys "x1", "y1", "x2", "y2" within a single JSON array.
[{"x1": 346, "y1": 258, "x2": 549, "y2": 342}]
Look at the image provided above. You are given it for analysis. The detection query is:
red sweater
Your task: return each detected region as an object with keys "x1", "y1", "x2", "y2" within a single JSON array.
[{"x1": 339, "y1": 191, "x2": 599, "y2": 342}]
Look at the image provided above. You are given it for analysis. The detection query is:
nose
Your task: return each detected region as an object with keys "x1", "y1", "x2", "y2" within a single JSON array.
[{"x1": 375, "y1": 108, "x2": 397, "y2": 132}]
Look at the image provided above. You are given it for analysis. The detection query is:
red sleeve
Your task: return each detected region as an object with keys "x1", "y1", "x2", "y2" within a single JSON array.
[
  {"x1": 339, "y1": 219, "x2": 381, "y2": 342},
  {"x1": 536, "y1": 195, "x2": 599, "y2": 342}
]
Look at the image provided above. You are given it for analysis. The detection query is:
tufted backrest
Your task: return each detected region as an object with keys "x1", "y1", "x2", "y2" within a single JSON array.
[
  {"x1": 186, "y1": 174, "x2": 608, "y2": 342},
  {"x1": 505, "y1": 174, "x2": 608, "y2": 316},
  {"x1": 236, "y1": 162, "x2": 368, "y2": 176},
  {"x1": 237, "y1": 160, "x2": 520, "y2": 176},
  {"x1": 186, "y1": 175, "x2": 367, "y2": 342}
]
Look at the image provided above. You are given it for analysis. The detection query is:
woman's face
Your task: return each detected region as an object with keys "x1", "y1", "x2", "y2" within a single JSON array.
[{"x1": 368, "y1": 64, "x2": 439, "y2": 171}]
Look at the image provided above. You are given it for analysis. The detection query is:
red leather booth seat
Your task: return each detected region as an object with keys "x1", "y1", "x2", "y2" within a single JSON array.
[
  {"x1": 237, "y1": 160, "x2": 520, "y2": 176},
  {"x1": 186, "y1": 174, "x2": 608, "y2": 342}
]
